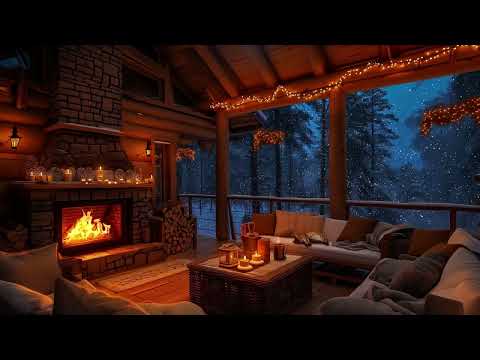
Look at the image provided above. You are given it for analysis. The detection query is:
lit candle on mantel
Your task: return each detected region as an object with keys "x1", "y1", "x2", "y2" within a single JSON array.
[
  {"x1": 64, "y1": 169, "x2": 73, "y2": 182},
  {"x1": 96, "y1": 166, "x2": 104, "y2": 182}
]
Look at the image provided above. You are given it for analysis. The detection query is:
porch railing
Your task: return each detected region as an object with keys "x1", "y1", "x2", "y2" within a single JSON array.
[{"x1": 179, "y1": 193, "x2": 480, "y2": 239}]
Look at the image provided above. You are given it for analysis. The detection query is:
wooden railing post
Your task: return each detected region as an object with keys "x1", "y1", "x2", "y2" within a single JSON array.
[
  {"x1": 269, "y1": 199, "x2": 273, "y2": 214},
  {"x1": 329, "y1": 87, "x2": 348, "y2": 220},
  {"x1": 228, "y1": 198, "x2": 236, "y2": 240},
  {"x1": 216, "y1": 112, "x2": 230, "y2": 241},
  {"x1": 188, "y1": 196, "x2": 192, "y2": 217},
  {"x1": 450, "y1": 209, "x2": 457, "y2": 234}
]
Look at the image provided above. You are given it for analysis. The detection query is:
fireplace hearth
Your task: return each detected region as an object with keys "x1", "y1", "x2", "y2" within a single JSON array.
[{"x1": 56, "y1": 199, "x2": 130, "y2": 256}]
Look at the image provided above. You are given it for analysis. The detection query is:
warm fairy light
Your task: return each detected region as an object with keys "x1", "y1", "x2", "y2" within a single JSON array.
[
  {"x1": 421, "y1": 96, "x2": 480, "y2": 135},
  {"x1": 64, "y1": 210, "x2": 111, "y2": 246},
  {"x1": 209, "y1": 45, "x2": 480, "y2": 112},
  {"x1": 253, "y1": 128, "x2": 286, "y2": 151},
  {"x1": 176, "y1": 147, "x2": 196, "y2": 161}
]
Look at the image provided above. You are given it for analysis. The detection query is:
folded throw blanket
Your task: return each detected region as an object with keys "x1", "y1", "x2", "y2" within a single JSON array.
[{"x1": 334, "y1": 240, "x2": 380, "y2": 252}]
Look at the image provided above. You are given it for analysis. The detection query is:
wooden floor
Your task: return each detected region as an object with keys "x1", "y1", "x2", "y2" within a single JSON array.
[
  {"x1": 95, "y1": 235, "x2": 220, "y2": 304},
  {"x1": 95, "y1": 235, "x2": 355, "y2": 313}
]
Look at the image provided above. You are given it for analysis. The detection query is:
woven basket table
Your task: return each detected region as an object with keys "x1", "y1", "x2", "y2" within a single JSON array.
[{"x1": 188, "y1": 253, "x2": 312, "y2": 315}]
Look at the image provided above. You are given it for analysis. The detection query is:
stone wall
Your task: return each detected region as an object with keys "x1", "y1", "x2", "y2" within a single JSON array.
[
  {"x1": 40, "y1": 131, "x2": 131, "y2": 170},
  {"x1": 14, "y1": 186, "x2": 153, "y2": 249},
  {"x1": 54, "y1": 45, "x2": 122, "y2": 128}
]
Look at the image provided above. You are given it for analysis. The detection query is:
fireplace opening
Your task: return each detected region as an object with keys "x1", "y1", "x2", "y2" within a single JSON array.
[{"x1": 56, "y1": 200, "x2": 129, "y2": 256}]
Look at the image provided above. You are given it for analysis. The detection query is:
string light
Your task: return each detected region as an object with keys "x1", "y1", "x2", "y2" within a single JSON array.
[
  {"x1": 421, "y1": 96, "x2": 480, "y2": 136},
  {"x1": 209, "y1": 45, "x2": 480, "y2": 112},
  {"x1": 253, "y1": 128, "x2": 286, "y2": 151},
  {"x1": 176, "y1": 147, "x2": 196, "y2": 161}
]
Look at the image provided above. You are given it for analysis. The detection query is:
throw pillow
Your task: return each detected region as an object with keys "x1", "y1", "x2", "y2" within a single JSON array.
[
  {"x1": 252, "y1": 213, "x2": 276, "y2": 235},
  {"x1": 407, "y1": 229, "x2": 451, "y2": 257},
  {"x1": 293, "y1": 214, "x2": 325, "y2": 235},
  {"x1": 274, "y1": 210, "x2": 297, "y2": 237},
  {"x1": 447, "y1": 228, "x2": 480, "y2": 255},
  {"x1": 379, "y1": 228, "x2": 415, "y2": 259},
  {"x1": 0, "y1": 243, "x2": 61, "y2": 295},
  {"x1": 366, "y1": 222, "x2": 393, "y2": 247},
  {"x1": 53, "y1": 277, "x2": 148, "y2": 315},
  {"x1": 323, "y1": 218, "x2": 347, "y2": 243},
  {"x1": 306, "y1": 232, "x2": 328, "y2": 244},
  {"x1": 0, "y1": 279, "x2": 53, "y2": 315},
  {"x1": 389, "y1": 252, "x2": 448, "y2": 298},
  {"x1": 293, "y1": 233, "x2": 311, "y2": 247},
  {"x1": 337, "y1": 216, "x2": 378, "y2": 243}
]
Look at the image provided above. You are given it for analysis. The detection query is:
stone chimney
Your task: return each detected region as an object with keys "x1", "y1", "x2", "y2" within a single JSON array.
[{"x1": 40, "y1": 45, "x2": 131, "y2": 170}]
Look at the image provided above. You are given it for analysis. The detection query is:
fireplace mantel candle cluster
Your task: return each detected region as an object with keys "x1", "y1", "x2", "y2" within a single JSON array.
[{"x1": 25, "y1": 165, "x2": 153, "y2": 186}]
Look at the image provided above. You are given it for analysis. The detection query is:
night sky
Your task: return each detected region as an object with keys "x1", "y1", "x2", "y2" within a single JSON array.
[{"x1": 384, "y1": 75, "x2": 453, "y2": 168}]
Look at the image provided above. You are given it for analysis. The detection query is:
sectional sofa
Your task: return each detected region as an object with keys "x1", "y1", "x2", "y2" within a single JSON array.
[{"x1": 319, "y1": 228, "x2": 480, "y2": 315}]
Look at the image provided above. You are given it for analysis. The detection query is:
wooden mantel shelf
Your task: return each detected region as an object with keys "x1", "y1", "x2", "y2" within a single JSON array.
[{"x1": 10, "y1": 181, "x2": 153, "y2": 190}]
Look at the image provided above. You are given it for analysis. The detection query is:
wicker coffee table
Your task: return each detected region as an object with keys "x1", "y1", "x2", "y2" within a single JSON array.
[{"x1": 188, "y1": 253, "x2": 313, "y2": 314}]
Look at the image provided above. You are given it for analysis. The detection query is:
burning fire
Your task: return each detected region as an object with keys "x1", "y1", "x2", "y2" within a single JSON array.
[{"x1": 64, "y1": 210, "x2": 111, "y2": 246}]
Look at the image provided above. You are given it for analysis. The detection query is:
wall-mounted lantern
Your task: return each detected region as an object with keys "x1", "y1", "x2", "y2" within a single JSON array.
[
  {"x1": 146, "y1": 139, "x2": 152, "y2": 157},
  {"x1": 10, "y1": 125, "x2": 21, "y2": 150}
]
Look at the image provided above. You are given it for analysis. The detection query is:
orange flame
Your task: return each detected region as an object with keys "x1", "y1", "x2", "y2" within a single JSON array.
[{"x1": 64, "y1": 210, "x2": 111, "y2": 246}]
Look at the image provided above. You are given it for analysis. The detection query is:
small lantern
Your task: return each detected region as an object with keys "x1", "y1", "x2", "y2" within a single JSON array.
[
  {"x1": 146, "y1": 140, "x2": 152, "y2": 157},
  {"x1": 218, "y1": 242, "x2": 240, "y2": 268},
  {"x1": 10, "y1": 125, "x2": 21, "y2": 150}
]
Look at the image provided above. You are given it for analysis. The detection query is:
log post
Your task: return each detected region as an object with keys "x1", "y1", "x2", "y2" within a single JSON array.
[
  {"x1": 328, "y1": 87, "x2": 348, "y2": 220},
  {"x1": 166, "y1": 142, "x2": 177, "y2": 202},
  {"x1": 216, "y1": 111, "x2": 230, "y2": 241}
]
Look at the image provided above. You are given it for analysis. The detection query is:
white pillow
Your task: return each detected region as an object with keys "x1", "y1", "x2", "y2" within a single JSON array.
[
  {"x1": 429, "y1": 247, "x2": 480, "y2": 315},
  {"x1": 0, "y1": 243, "x2": 61, "y2": 295},
  {"x1": 53, "y1": 277, "x2": 148, "y2": 315},
  {"x1": 139, "y1": 301, "x2": 206, "y2": 315},
  {"x1": 323, "y1": 218, "x2": 347, "y2": 243},
  {"x1": 0, "y1": 279, "x2": 53, "y2": 315}
]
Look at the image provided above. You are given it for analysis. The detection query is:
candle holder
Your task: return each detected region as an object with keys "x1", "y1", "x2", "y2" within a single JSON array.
[
  {"x1": 218, "y1": 242, "x2": 240, "y2": 268},
  {"x1": 249, "y1": 251, "x2": 264, "y2": 266},
  {"x1": 257, "y1": 237, "x2": 271, "y2": 264},
  {"x1": 273, "y1": 242, "x2": 287, "y2": 261},
  {"x1": 237, "y1": 255, "x2": 253, "y2": 272}
]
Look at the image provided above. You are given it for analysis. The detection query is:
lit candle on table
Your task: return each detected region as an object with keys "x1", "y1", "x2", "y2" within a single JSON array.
[
  {"x1": 29, "y1": 171, "x2": 35, "y2": 181},
  {"x1": 239, "y1": 256, "x2": 250, "y2": 267}
]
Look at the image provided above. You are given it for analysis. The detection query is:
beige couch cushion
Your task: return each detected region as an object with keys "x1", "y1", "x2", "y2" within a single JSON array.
[
  {"x1": 0, "y1": 244, "x2": 61, "y2": 295},
  {"x1": 53, "y1": 277, "x2": 148, "y2": 315},
  {"x1": 0, "y1": 279, "x2": 53, "y2": 315},
  {"x1": 274, "y1": 211, "x2": 323, "y2": 237},
  {"x1": 428, "y1": 247, "x2": 480, "y2": 315}
]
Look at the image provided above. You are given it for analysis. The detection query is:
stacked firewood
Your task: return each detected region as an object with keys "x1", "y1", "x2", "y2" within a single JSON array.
[
  {"x1": 160, "y1": 204, "x2": 196, "y2": 255},
  {"x1": 0, "y1": 224, "x2": 28, "y2": 252}
]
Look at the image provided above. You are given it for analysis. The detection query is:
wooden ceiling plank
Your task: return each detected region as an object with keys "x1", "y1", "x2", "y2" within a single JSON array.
[
  {"x1": 309, "y1": 45, "x2": 329, "y2": 76},
  {"x1": 193, "y1": 45, "x2": 240, "y2": 98},
  {"x1": 246, "y1": 45, "x2": 278, "y2": 88}
]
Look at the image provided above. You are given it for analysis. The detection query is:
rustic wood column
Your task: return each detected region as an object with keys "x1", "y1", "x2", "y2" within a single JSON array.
[
  {"x1": 166, "y1": 142, "x2": 177, "y2": 202},
  {"x1": 216, "y1": 112, "x2": 230, "y2": 241},
  {"x1": 328, "y1": 88, "x2": 348, "y2": 219}
]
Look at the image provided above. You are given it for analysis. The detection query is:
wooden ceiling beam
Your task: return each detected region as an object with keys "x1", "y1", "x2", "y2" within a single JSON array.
[
  {"x1": 379, "y1": 45, "x2": 393, "y2": 61},
  {"x1": 309, "y1": 46, "x2": 329, "y2": 76},
  {"x1": 217, "y1": 47, "x2": 480, "y2": 116},
  {"x1": 193, "y1": 45, "x2": 241, "y2": 98},
  {"x1": 245, "y1": 45, "x2": 278, "y2": 88}
]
